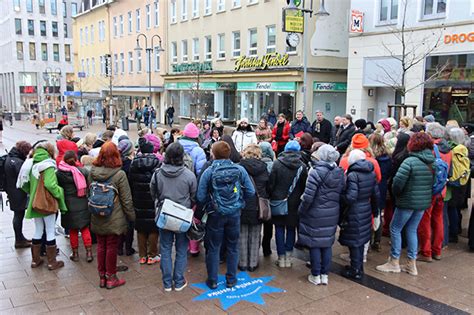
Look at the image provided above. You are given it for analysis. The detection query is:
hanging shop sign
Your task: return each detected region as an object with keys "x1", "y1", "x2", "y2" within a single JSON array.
[
  {"x1": 350, "y1": 10, "x2": 364, "y2": 33},
  {"x1": 165, "y1": 82, "x2": 236, "y2": 91},
  {"x1": 19, "y1": 86, "x2": 38, "y2": 94},
  {"x1": 282, "y1": 8, "x2": 304, "y2": 33},
  {"x1": 172, "y1": 61, "x2": 213, "y2": 73},
  {"x1": 234, "y1": 53, "x2": 290, "y2": 71},
  {"x1": 237, "y1": 82, "x2": 297, "y2": 92},
  {"x1": 313, "y1": 82, "x2": 347, "y2": 92}
]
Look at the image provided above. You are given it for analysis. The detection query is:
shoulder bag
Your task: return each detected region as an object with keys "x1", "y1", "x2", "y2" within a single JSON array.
[
  {"x1": 32, "y1": 173, "x2": 58, "y2": 215},
  {"x1": 249, "y1": 176, "x2": 271, "y2": 221},
  {"x1": 270, "y1": 166, "x2": 303, "y2": 216}
]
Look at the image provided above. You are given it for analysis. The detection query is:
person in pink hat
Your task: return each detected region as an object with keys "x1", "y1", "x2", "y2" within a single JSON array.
[
  {"x1": 178, "y1": 123, "x2": 207, "y2": 176},
  {"x1": 144, "y1": 133, "x2": 164, "y2": 161}
]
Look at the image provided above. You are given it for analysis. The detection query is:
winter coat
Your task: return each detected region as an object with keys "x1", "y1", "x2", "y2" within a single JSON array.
[
  {"x1": 150, "y1": 163, "x2": 197, "y2": 210},
  {"x1": 255, "y1": 127, "x2": 272, "y2": 143},
  {"x1": 57, "y1": 168, "x2": 90, "y2": 230},
  {"x1": 335, "y1": 124, "x2": 356, "y2": 155},
  {"x1": 272, "y1": 121, "x2": 291, "y2": 152},
  {"x1": 340, "y1": 151, "x2": 382, "y2": 183},
  {"x1": 298, "y1": 161, "x2": 345, "y2": 248},
  {"x1": 269, "y1": 151, "x2": 308, "y2": 227},
  {"x1": 88, "y1": 166, "x2": 135, "y2": 235},
  {"x1": 375, "y1": 154, "x2": 392, "y2": 210},
  {"x1": 232, "y1": 130, "x2": 258, "y2": 153},
  {"x1": 178, "y1": 137, "x2": 207, "y2": 176},
  {"x1": 311, "y1": 118, "x2": 333, "y2": 144},
  {"x1": 129, "y1": 153, "x2": 161, "y2": 233},
  {"x1": 392, "y1": 149, "x2": 435, "y2": 211},
  {"x1": 290, "y1": 118, "x2": 311, "y2": 139},
  {"x1": 22, "y1": 148, "x2": 68, "y2": 219},
  {"x1": 5, "y1": 148, "x2": 28, "y2": 211},
  {"x1": 56, "y1": 139, "x2": 78, "y2": 166},
  {"x1": 300, "y1": 149, "x2": 312, "y2": 168},
  {"x1": 338, "y1": 160, "x2": 380, "y2": 248},
  {"x1": 239, "y1": 158, "x2": 269, "y2": 225}
]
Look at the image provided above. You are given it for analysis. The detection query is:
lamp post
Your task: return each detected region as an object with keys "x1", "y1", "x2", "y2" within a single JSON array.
[
  {"x1": 135, "y1": 33, "x2": 164, "y2": 130},
  {"x1": 43, "y1": 67, "x2": 62, "y2": 118}
]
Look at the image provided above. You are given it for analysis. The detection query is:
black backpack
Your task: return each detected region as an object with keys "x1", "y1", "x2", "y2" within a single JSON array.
[{"x1": 0, "y1": 151, "x2": 9, "y2": 192}]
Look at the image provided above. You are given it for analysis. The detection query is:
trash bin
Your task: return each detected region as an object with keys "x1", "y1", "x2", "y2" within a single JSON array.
[
  {"x1": 121, "y1": 117, "x2": 129, "y2": 131},
  {"x1": 13, "y1": 112, "x2": 21, "y2": 121}
]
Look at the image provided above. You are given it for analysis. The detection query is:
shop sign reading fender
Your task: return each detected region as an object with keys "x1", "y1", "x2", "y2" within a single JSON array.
[{"x1": 234, "y1": 52, "x2": 290, "y2": 71}]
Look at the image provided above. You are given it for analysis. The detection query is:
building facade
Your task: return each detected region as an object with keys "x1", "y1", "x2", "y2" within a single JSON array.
[
  {"x1": 0, "y1": 0, "x2": 78, "y2": 115},
  {"x1": 347, "y1": 0, "x2": 473, "y2": 124},
  {"x1": 164, "y1": 0, "x2": 349, "y2": 124}
]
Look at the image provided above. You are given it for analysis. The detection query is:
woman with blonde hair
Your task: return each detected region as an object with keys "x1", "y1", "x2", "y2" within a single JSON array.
[{"x1": 398, "y1": 117, "x2": 413, "y2": 134}]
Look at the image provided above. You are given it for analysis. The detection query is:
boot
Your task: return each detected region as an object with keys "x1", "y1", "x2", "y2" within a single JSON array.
[
  {"x1": 106, "y1": 274, "x2": 126, "y2": 289},
  {"x1": 46, "y1": 245, "x2": 64, "y2": 270},
  {"x1": 401, "y1": 258, "x2": 418, "y2": 276},
  {"x1": 376, "y1": 256, "x2": 401, "y2": 273},
  {"x1": 275, "y1": 256, "x2": 286, "y2": 268},
  {"x1": 69, "y1": 248, "x2": 79, "y2": 262},
  {"x1": 15, "y1": 239, "x2": 32, "y2": 249},
  {"x1": 99, "y1": 273, "x2": 106, "y2": 288},
  {"x1": 285, "y1": 252, "x2": 293, "y2": 268},
  {"x1": 31, "y1": 244, "x2": 44, "y2": 268},
  {"x1": 86, "y1": 246, "x2": 93, "y2": 263}
]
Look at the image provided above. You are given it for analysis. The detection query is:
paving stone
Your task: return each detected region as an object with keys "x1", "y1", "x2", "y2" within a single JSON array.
[
  {"x1": 295, "y1": 294, "x2": 352, "y2": 314},
  {"x1": 151, "y1": 301, "x2": 189, "y2": 314},
  {"x1": 10, "y1": 286, "x2": 70, "y2": 307},
  {"x1": 6, "y1": 301, "x2": 50, "y2": 314},
  {"x1": 0, "y1": 298, "x2": 13, "y2": 311},
  {"x1": 80, "y1": 299, "x2": 117, "y2": 314},
  {"x1": 39, "y1": 305, "x2": 85, "y2": 315},
  {"x1": 379, "y1": 303, "x2": 430, "y2": 315},
  {"x1": 109, "y1": 294, "x2": 153, "y2": 314},
  {"x1": 0, "y1": 284, "x2": 37, "y2": 299},
  {"x1": 45, "y1": 292, "x2": 104, "y2": 311}
]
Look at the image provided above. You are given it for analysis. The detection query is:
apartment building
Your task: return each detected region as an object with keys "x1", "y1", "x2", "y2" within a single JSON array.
[
  {"x1": 347, "y1": 0, "x2": 473, "y2": 124},
  {"x1": 164, "y1": 0, "x2": 349, "y2": 124},
  {"x1": 0, "y1": 0, "x2": 77, "y2": 115}
]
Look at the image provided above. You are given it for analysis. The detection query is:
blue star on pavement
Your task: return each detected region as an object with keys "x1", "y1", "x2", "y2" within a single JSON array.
[{"x1": 192, "y1": 272, "x2": 285, "y2": 311}]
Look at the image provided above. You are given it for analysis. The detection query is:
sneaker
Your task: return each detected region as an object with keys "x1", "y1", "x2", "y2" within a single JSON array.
[
  {"x1": 339, "y1": 253, "x2": 350, "y2": 262},
  {"x1": 175, "y1": 281, "x2": 187, "y2": 292},
  {"x1": 432, "y1": 254, "x2": 441, "y2": 261},
  {"x1": 139, "y1": 257, "x2": 147, "y2": 264},
  {"x1": 321, "y1": 274, "x2": 329, "y2": 285},
  {"x1": 147, "y1": 255, "x2": 161, "y2": 265},
  {"x1": 164, "y1": 287, "x2": 172, "y2": 292},
  {"x1": 308, "y1": 275, "x2": 321, "y2": 286},
  {"x1": 417, "y1": 255, "x2": 432, "y2": 263}
]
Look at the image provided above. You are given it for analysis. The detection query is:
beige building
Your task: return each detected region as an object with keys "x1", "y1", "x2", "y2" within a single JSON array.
[{"x1": 164, "y1": 0, "x2": 349, "y2": 124}]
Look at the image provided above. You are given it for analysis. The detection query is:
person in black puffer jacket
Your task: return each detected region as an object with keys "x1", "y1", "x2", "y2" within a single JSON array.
[
  {"x1": 339, "y1": 149, "x2": 380, "y2": 280},
  {"x1": 129, "y1": 137, "x2": 161, "y2": 265},
  {"x1": 5, "y1": 141, "x2": 32, "y2": 248},
  {"x1": 269, "y1": 140, "x2": 308, "y2": 268},
  {"x1": 239, "y1": 144, "x2": 270, "y2": 272},
  {"x1": 298, "y1": 144, "x2": 344, "y2": 286}
]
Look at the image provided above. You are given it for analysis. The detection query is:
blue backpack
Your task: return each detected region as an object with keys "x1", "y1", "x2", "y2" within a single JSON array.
[
  {"x1": 431, "y1": 144, "x2": 449, "y2": 196},
  {"x1": 210, "y1": 162, "x2": 243, "y2": 215},
  {"x1": 88, "y1": 179, "x2": 118, "y2": 217}
]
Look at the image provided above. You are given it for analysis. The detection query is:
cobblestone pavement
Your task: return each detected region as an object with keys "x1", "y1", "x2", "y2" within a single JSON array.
[{"x1": 0, "y1": 120, "x2": 472, "y2": 314}]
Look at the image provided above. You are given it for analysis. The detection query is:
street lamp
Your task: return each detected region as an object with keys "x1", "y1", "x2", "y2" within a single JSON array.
[
  {"x1": 135, "y1": 33, "x2": 164, "y2": 130},
  {"x1": 43, "y1": 67, "x2": 62, "y2": 118}
]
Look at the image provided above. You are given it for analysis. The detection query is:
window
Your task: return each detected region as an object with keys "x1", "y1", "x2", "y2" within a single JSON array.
[
  {"x1": 84, "y1": 25, "x2": 88, "y2": 44},
  {"x1": 154, "y1": 2, "x2": 159, "y2": 27},
  {"x1": 41, "y1": 43, "x2": 48, "y2": 61},
  {"x1": 27, "y1": 20, "x2": 34, "y2": 36},
  {"x1": 40, "y1": 21, "x2": 47, "y2": 36},
  {"x1": 217, "y1": 34, "x2": 225, "y2": 59},
  {"x1": 53, "y1": 44, "x2": 59, "y2": 61},
  {"x1": 136, "y1": 9, "x2": 141, "y2": 32},
  {"x1": 217, "y1": 0, "x2": 225, "y2": 11},
  {"x1": 171, "y1": 1, "x2": 177, "y2": 23},
  {"x1": 379, "y1": 0, "x2": 398, "y2": 22},
  {"x1": 146, "y1": 5, "x2": 151, "y2": 28},
  {"x1": 181, "y1": 39, "x2": 188, "y2": 62},
  {"x1": 423, "y1": 0, "x2": 446, "y2": 17},
  {"x1": 98, "y1": 20, "x2": 105, "y2": 41},
  {"x1": 15, "y1": 19, "x2": 22, "y2": 35},
  {"x1": 27, "y1": 0, "x2": 33, "y2": 12},
  {"x1": 71, "y1": 3, "x2": 77, "y2": 16},
  {"x1": 29, "y1": 42, "x2": 36, "y2": 60},
  {"x1": 136, "y1": 50, "x2": 142, "y2": 72},
  {"x1": 171, "y1": 41, "x2": 177, "y2": 63},
  {"x1": 91, "y1": 57, "x2": 95, "y2": 76},
  {"x1": 205, "y1": 36, "x2": 212, "y2": 60},
  {"x1": 51, "y1": 0, "x2": 57, "y2": 15},
  {"x1": 128, "y1": 51, "x2": 133, "y2": 73},
  {"x1": 39, "y1": 0, "x2": 45, "y2": 13},
  {"x1": 154, "y1": 47, "x2": 160, "y2": 71},
  {"x1": 113, "y1": 16, "x2": 117, "y2": 37},
  {"x1": 266, "y1": 25, "x2": 276, "y2": 53},
  {"x1": 16, "y1": 42, "x2": 23, "y2": 60},
  {"x1": 13, "y1": 0, "x2": 20, "y2": 11},
  {"x1": 232, "y1": 31, "x2": 240, "y2": 57},
  {"x1": 181, "y1": 0, "x2": 188, "y2": 20},
  {"x1": 248, "y1": 0, "x2": 258, "y2": 4},
  {"x1": 192, "y1": 38, "x2": 199, "y2": 61},
  {"x1": 90, "y1": 25, "x2": 93, "y2": 43},
  {"x1": 114, "y1": 54, "x2": 118, "y2": 75},
  {"x1": 205, "y1": 0, "x2": 211, "y2": 14},
  {"x1": 52, "y1": 21, "x2": 58, "y2": 37},
  {"x1": 100, "y1": 56, "x2": 104, "y2": 75},
  {"x1": 127, "y1": 11, "x2": 132, "y2": 33},
  {"x1": 65, "y1": 44, "x2": 71, "y2": 61},
  {"x1": 119, "y1": 15, "x2": 124, "y2": 35},
  {"x1": 81, "y1": 59, "x2": 84, "y2": 73},
  {"x1": 233, "y1": 0, "x2": 241, "y2": 8},
  {"x1": 80, "y1": 28, "x2": 83, "y2": 45},
  {"x1": 62, "y1": 1, "x2": 67, "y2": 17},
  {"x1": 86, "y1": 58, "x2": 89, "y2": 76},
  {"x1": 192, "y1": 0, "x2": 199, "y2": 17},
  {"x1": 63, "y1": 23, "x2": 68, "y2": 38},
  {"x1": 120, "y1": 53, "x2": 125, "y2": 74},
  {"x1": 248, "y1": 28, "x2": 257, "y2": 56}
]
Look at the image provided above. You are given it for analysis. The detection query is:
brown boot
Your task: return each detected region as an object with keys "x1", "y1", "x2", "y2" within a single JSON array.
[
  {"x1": 401, "y1": 258, "x2": 418, "y2": 276},
  {"x1": 69, "y1": 248, "x2": 79, "y2": 262},
  {"x1": 31, "y1": 244, "x2": 44, "y2": 268},
  {"x1": 86, "y1": 246, "x2": 93, "y2": 263},
  {"x1": 46, "y1": 245, "x2": 64, "y2": 270},
  {"x1": 376, "y1": 256, "x2": 401, "y2": 273}
]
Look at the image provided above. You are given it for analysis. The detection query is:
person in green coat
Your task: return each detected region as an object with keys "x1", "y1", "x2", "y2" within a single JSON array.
[
  {"x1": 377, "y1": 132, "x2": 434, "y2": 277},
  {"x1": 19, "y1": 142, "x2": 68, "y2": 271}
]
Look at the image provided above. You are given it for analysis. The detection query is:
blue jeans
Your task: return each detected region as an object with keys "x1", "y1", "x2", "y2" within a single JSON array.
[
  {"x1": 275, "y1": 225, "x2": 296, "y2": 256},
  {"x1": 448, "y1": 206, "x2": 460, "y2": 240},
  {"x1": 390, "y1": 208, "x2": 425, "y2": 260},
  {"x1": 310, "y1": 247, "x2": 332, "y2": 276},
  {"x1": 443, "y1": 202, "x2": 449, "y2": 246},
  {"x1": 349, "y1": 245, "x2": 365, "y2": 272},
  {"x1": 159, "y1": 229, "x2": 188, "y2": 289},
  {"x1": 205, "y1": 213, "x2": 240, "y2": 284}
]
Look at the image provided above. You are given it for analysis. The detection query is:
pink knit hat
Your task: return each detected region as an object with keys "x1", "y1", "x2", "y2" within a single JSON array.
[
  {"x1": 379, "y1": 119, "x2": 391, "y2": 133},
  {"x1": 183, "y1": 123, "x2": 200, "y2": 139},
  {"x1": 144, "y1": 133, "x2": 161, "y2": 153}
]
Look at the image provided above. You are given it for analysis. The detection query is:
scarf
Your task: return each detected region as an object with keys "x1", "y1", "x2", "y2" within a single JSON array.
[
  {"x1": 58, "y1": 161, "x2": 87, "y2": 197},
  {"x1": 17, "y1": 158, "x2": 57, "y2": 188}
]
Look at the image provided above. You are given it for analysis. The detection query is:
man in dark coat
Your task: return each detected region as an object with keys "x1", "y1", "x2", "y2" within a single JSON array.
[
  {"x1": 311, "y1": 111, "x2": 333, "y2": 143},
  {"x1": 290, "y1": 110, "x2": 312, "y2": 139},
  {"x1": 335, "y1": 114, "x2": 356, "y2": 155},
  {"x1": 330, "y1": 116, "x2": 342, "y2": 146},
  {"x1": 5, "y1": 141, "x2": 32, "y2": 248}
]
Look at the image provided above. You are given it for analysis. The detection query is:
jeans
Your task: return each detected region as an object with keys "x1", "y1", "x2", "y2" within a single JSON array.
[
  {"x1": 69, "y1": 227, "x2": 92, "y2": 249},
  {"x1": 349, "y1": 245, "x2": 365, "y2": 271},
  {"x1": 12, "y1": 210, "x2": 26, "y2": 241},
  {"x1": 310, "y1": 247, "x2": 332, "y2": 276},
  {"x1": 167, "y1": 115, "x2": 173, "y2": 127},
  {"x1": 33, "y1": 214, "x2": 56, "y2": 241},
  {"x1": 274, "y1": 225, "x2": 296, "y2": 256},
  {"x1": 205, "y1": 213, "x2": 240, "y2": 284},
  {"x1": 448, "y1": 206, "x2": 460, "y2": 240},
  {"x1": 96, "y1": 234, "x2": 119, "y2": 276},
  {"x1": 159, "y1": 229, "x2": 188, "y2": 289},
  {"x1": 138, "y1": 231, "x2": 158, "y2": 257},
  {"x1": 417, "y1": 195, "x2": 444, "y2": 257},
  {"x1": 390, "y1": 208, "x2": 425, "y2": 260},
  {"x1": 443, "y1": 202, "x2": 449, "y2": 246}
]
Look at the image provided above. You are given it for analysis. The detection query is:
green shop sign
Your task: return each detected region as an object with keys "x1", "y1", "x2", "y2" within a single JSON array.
[
  {"x1": 313, "y1": 82, "x2": 347, "y2": 92},
  {"x1": 237, "y1": 82, "x2": 296, "y2": 92},
  {"x1": 165, "y1": 82, "x2": 236, "y2": 91},
  {"x1": 171, "y1": 61, "x2": 213, "y2": 73}
]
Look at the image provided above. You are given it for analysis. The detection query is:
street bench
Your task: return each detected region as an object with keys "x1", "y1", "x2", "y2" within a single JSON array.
[{"x1": 45, "y1": 123, "x2": 84, "y2": 133}]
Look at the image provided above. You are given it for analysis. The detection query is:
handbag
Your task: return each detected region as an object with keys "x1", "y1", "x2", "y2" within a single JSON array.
[
  {"x1": 32, "y1": 173, "x2": 58, "y2": 215},
  {"x1": 249, "y1": 176, "x2": 271, "y2": 221},
  {"x1": 270, "y1": 166, "x2": 303, "y2": 216},
  {"x1": 156, "y1": 199, "x2": 194, "y2": 233}
]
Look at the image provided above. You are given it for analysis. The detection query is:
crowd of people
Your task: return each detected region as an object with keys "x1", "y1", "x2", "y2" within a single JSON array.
[{"x1": 3, "y1": 110, "x2": 474, "y2": 292}]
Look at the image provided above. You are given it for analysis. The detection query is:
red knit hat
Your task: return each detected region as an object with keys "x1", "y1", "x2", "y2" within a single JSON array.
[{"x1": 351, "y1": 133, "x2": 369, "y2": 149}]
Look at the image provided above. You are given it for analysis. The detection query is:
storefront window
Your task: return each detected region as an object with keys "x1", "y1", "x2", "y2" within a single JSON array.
[{"x1": 237, "y1": 91, "x2": 295, "y2": 123}]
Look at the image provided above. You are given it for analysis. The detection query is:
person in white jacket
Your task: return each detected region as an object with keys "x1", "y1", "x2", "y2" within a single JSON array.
[{"x1": 232, "y1": 118, "x2": 258, "y2": 153}]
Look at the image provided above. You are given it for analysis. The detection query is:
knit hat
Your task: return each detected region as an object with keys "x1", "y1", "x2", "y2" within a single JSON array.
[
  {"x1": 284, "y1": 140, "x2": 301, "y2": 152},
  {"x1": 351, "y1": 134, "x2": 369, "y2": 149},
  {"x1": 348, "y1": 149, "x2": 366, "y2": 166},
  {"x1": 183, "y1": 123, "x2": 200, "y2": 139},
  {"x1": 386, "y1": 117, "x2": 398, "y2": 129},
  {"x1": 138, "y1": 137, "x2": 154, "y2": 154},
  {"x1": 315, "y1": 144, "x2": 340, "y2": 164},
  {"x1": 354, "y1": 119, "x2": 367, "y2": 130},
  {"x1": 118, "y1": 139, "x2": 133, "y2": 158},
  {"x1": 259, "y1": 141, "x2": 275, "y2": 160},
  {"x1": 424, "y1": 114, "x2": 435, "y2": 123},
  {"x1": 118, "y1": 135, "x2": 129, "y2": 142},
  {"x1": 212, "y1": 141, "x2": 231, "y2": 160},
  {"x1": 144, "y1": 133, "x2": 161, "y2": 153},
  {"x1": 379, "y1": 119, "x2": 391, "y2": 133}
]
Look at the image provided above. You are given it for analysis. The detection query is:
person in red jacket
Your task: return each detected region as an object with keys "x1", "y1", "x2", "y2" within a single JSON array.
[
  {"x1": 272, "y1": 114, "x2": 290, "y2": 155},
  {"x1": 56, "y1": 126, "x2": 79, "y2": 166}
]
